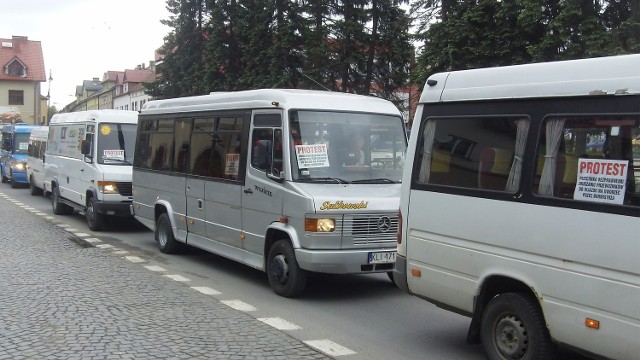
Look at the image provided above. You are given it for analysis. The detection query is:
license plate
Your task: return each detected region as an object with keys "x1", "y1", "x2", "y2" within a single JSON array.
[{"x1": 368, "y1": 251, "x2": 396, "y2": 264}]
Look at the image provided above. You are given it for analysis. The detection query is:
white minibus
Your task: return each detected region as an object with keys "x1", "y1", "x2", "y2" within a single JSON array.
[
  {"x1": 26, "y1": 125, "x2": 48, "y2": 195},
  {"x1": 132, "y1": 89, "x2": 406, "y2": 297},
  {"x1": 46, "y1": 110, "x2": 139, "y2": 231},
  {"x1": 395, "y1": 54, "x2": 639, "y2": 359}
]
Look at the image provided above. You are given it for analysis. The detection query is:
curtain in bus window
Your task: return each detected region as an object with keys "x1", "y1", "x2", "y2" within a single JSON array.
[
  {"x1": 539, "y1": 118, "x2": 566, "y2": 196},
  {"x1": 418, "y1": 119, "x2": 436, "y2": 183},
  {"x1": 506, "y1": 119, "x2": 530, "y2": 192}
]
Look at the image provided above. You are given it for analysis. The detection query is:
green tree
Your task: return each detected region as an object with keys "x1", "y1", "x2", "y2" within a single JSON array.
[
  {"x1": 150, "y1": 0, "x2": 207, "y2": 98},
  {"x1": 46, "y1": 105, "x2": 58, "y2": 123},
  {"x1": 202, "y1": 0, "x2": 244, "y2": 91}
]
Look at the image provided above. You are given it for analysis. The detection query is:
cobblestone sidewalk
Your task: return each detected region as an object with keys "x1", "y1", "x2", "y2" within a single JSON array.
[{"x1": 0, "y1": 196, "x2": 329, "y2": 360}]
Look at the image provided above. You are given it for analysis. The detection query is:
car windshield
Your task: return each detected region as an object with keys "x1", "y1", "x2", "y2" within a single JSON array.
[
  {"x1": 96, "y1": 123, "x2": 137, "y2": 165},
  {"x1": 289, "y1": 110, "x2": 406, "y2": 183}
]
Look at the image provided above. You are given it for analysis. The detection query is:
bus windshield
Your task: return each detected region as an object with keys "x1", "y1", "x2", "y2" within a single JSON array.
[
  {"x1": 13, "y1": 133, "x2": 30, "y2": 154},
  {"x1": 289, "y1": 110, "x2": 406, "y2": 184},
  {"x1": 96, "y1": 123, "x2": 137, "y2": 165}
]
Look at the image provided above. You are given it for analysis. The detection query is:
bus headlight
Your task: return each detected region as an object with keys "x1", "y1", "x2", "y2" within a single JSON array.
[
  {"x1": 97, "y1": 181, "x2": 119, "y2": 194},
  {"x1": 12, "y1": 162, "x2": 26, "y2": 171},
  {"x1": 305, "y1": 218, "x2": 336, "y2": 232}
]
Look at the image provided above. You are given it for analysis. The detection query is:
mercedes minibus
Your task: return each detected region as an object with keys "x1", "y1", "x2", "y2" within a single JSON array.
[{"x1": 132, "y1": 89, "x2": 406, "y2": 297}]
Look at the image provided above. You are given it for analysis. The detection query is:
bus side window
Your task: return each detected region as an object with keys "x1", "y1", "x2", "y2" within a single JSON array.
[
  {"x1": 535, "y1": 116, "x2": 640, "y2": 206},
  {"x1": 415, "y1": 116, "x2": 525, "y2": 192}
]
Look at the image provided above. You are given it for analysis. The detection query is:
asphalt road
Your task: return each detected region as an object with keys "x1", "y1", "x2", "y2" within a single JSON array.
[{"x1": 1, "y1": 183, "x2": 591, "y2": 360}]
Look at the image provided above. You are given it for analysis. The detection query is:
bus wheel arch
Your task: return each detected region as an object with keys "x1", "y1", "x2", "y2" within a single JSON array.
[
  {"x1": 155, "y1": 206, "x2": 182, "y2": 254},
  {"x1": 469, "y1": 276, "x2": 555, "y2": 359},
  {"x1": 85, "y1": 191, "x2": 104, "y2": 231},
  {"x1": 266, "y1": 234, "x2": 307, "y2": 298}
]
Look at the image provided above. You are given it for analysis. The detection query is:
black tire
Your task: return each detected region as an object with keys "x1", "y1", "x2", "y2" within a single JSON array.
[
  {"x1": 52, "y1": 185, "x2": 73, "y2": 215},
  {"x1": 10, "y1": 174, "x2": 18, "y2": 188},
  {"x1": 481, "y1": 292, "x2": 555, "y2": 360},
  {"x1": 267, "y1": 239, "x2": 307, "y2": 297},
  {"x1": 86, "y1": 197, "x2": 105, "y2": 231},
  {"x1": 387, "y1": 271, "x2": 396, "y2": 285},
  {"x1": 1, "y1": 169, "x2": 7, "y2": 183},
  {"x1": 155, "y1": 213, "x2": 182, "y2": 254},
  {"x1": 29, "y1": 176, "x2": 42, "y2": 196}
]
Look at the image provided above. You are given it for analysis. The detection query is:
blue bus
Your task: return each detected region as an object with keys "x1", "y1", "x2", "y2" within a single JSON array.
[{"x1": 1, "y1": 124, "x2": 42, "y2": 188}]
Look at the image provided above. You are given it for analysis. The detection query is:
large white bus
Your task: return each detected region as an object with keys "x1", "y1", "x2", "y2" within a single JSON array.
[
  {"x1": 132, "y1": 89, "x2": 406, "y2": 297},
  {"x1": 395, "y1": 54, "x2": 639, "y2": 359},
  {"x1": 46, "y1": 110, "x2": 139, "y2": 230}
]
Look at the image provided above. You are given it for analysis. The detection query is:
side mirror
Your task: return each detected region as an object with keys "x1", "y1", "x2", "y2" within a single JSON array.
[{"x1": 81, "y1": 139, "x2": 92, "y2": 157}]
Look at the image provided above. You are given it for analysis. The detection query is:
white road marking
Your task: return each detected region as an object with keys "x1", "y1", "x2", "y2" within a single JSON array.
[
  {"x1": 73, "y1": 233, "x2": 91, "y2": 238},
  {"x1": 164, "y1": 274, "x2": 190, "y2": 282},
  {"x1": 221, "y1": 300, "x2": 256, "y2": 312},
  {"x1": 96, "y1": 244, "x2": 114, "y2": 249},
  {"x1": 304, "y1": 340, "x2": 356, "y2": 357},
  {"x1": 124, "y1": 256, "x2": 146, "y2": 263},
  {"x1": 65, "y1": 228, "x2": 79, "y2": 232},
  {"x1": 35, "y1": 212, "x2": 47, "y2": 216},
  {"x1": 258, "y1": 317, "x2": 301, "y2": 330},
  {"x1": 56, "y1": 224, "x2": 72, "y2": 228},
  {"x1": 191, "y1": 286, "x2": 222, "y2": 295},
  {"x1": 144, "y1": 265, "x2": 167, "y2": 272},
  {"x1": 83, "y1": 238, "x2": 102, "y2": 243}
]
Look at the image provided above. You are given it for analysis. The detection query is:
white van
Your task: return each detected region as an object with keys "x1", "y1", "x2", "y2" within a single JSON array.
[
  {"x1": 46, "y1": 110, "x2": 139, "y2": 230},
  {"x1": 133, "y1": 89, "x2": 406, "y2": 297},
  {"x1": 26, "y1": 126, "x2": 48, "y2": 195},
  {"x1": 395, "y1": 54, "x2": 639, "y2": 360}
]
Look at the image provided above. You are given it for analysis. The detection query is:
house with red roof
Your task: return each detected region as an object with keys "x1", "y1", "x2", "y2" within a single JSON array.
[{"x1": 0, "y1": 36, "x2": 46, "y2": 124}]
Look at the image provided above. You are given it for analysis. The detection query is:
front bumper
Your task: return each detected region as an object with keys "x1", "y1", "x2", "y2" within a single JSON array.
[
  {"x1": 11, "y1": 170, "x2": 27, "y2": 184},
  {"x1": 93, "y1": 200, "x2": 134, "y2": 218},
  {"x1": 295, "y1": 247, "x2": 396, "y2": 274}
]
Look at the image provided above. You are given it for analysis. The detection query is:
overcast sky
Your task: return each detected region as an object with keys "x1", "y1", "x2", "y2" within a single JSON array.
[{"x1": 1, "y1": 0, "x2": 172, "y2": 109}]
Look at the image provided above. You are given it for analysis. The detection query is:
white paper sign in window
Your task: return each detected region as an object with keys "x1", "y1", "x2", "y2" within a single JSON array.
[
  {"x1": 225, "y1": 153, "x2": 240, "y2": 176},
  {"x1": 103, "y1": 149, "x2": 125, "y2": 161},
  {"x1": 295, "y1": 144, "x2": 329, "y2": 168},
  {"x1": 573, "y1": 159, "x2": 629, "y2": 205}
]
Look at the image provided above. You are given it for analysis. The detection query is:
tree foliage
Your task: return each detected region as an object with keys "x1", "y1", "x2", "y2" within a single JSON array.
[
  {"x1": 150, "y1": 0, "x2": 638, "y2": 116},
  {"x1": 150, "y1": 0, "x2": 412, "y2": 102},
  {"x1": 411, "y1": 0, "x2": 640, "y2": 87}
]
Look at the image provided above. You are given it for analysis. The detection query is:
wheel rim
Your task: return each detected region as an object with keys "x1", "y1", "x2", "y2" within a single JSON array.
[
  {"x1": 494, "y1": 314, "x2": 528, "y2": 359},
  {"x1": 158, "y1": 222, "x2": 168, "y2": 247},
  {"x1": 87, "y1": 203, "x2": 95, "y2": 225},
  {"x1": 269, "y1": 254, "x2": 288, "y2": 284}
]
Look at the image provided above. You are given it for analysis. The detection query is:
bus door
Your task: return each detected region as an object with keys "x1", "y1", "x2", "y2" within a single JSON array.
[
  {"x1": 200, "y1": 115, "x2": 244, "y2": 249},
  {"x1": 242, "y1": 112, "x2": 285, "y2": 255}
]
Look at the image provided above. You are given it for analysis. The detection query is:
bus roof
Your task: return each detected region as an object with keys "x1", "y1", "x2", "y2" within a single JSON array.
[
  {"x1": 141, "y1": 89, "x2": 401, "y2": 117},
  {"x1": 2, "y1": 124, "x2": 42, "y2": 133},
  {"x1": 49, "y1": 109, "x2": 138, "y2": 125},
  {"x1": 420, "y1": 54, "x2": 640, "y2": 104}
]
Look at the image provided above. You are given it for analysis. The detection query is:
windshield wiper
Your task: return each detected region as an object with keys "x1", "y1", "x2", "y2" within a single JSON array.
[
  {"x1": 298, "y1": 177, "x2": 350, "y2": 184},
  {"x1": 351, "y1": 178, "x2": 397, "y2": 184},
  {"x1": 101, "y1": 156, "x2": 132, "y2": 165}
]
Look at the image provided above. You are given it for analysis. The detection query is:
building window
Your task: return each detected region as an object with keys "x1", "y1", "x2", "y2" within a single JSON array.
[
  {"x1": 6, "y1": 60, "x2": 26, "y2": 76},
  {"x1": 9, "y1": 90, "x2": 24, "y2": 105}
]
